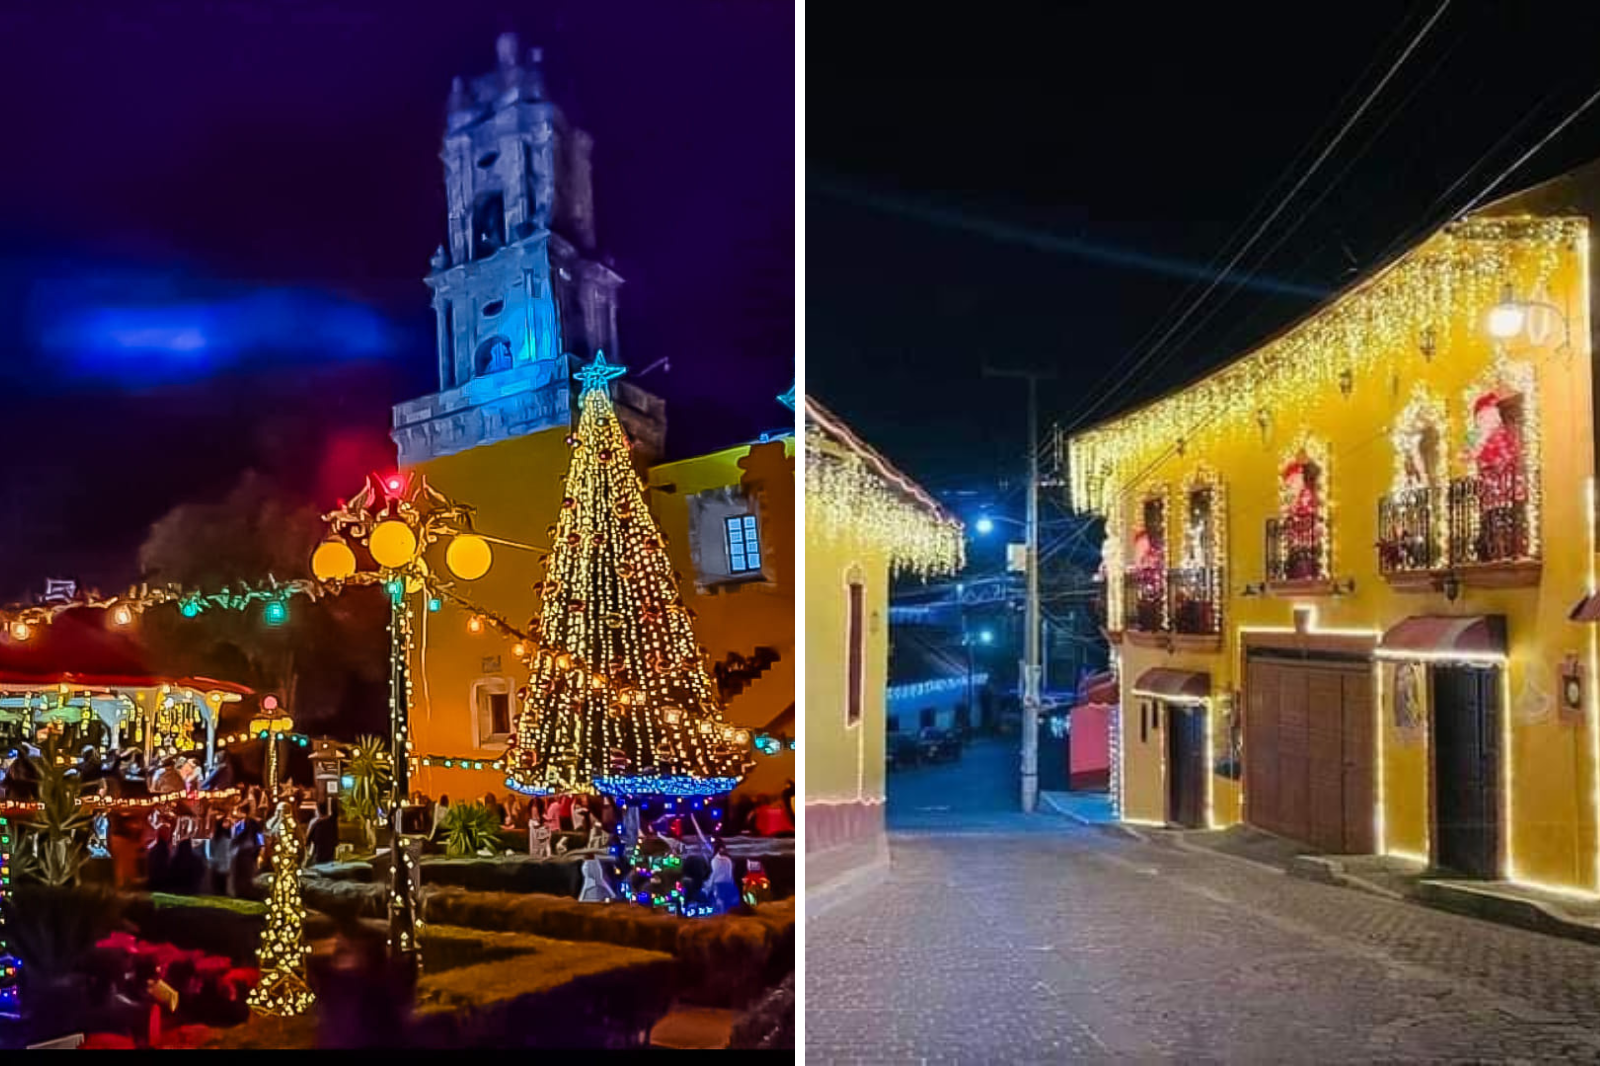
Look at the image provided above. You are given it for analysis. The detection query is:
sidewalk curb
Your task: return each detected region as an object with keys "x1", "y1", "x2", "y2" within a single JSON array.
[
  {"x1": 805, "y1": 854, "x2": 890, "y2": 917},
  {"x1": 1037, "y1": 794, "x2": 1147, "y2": 843},
  {"x1": 1413, "y1": 880, "x2": 1600, "y2": 946},
  {"x1": 1285, "y1": 855, "x2": 1407, "y2": 902},
  {"x1": 1161, "y1": 830, "x2": 1600, "y2": 946}
]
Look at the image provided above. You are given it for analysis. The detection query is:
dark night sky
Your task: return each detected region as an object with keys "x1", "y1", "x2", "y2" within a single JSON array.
[
  {"x1": 0, "y1": 0, "x2": 793, "y2": 600},
  {"x1": 809, "y1": 3, "x2": 1600, "y2": 510}
]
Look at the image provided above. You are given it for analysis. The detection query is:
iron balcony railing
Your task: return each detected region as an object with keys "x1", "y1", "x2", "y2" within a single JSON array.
[
  {"x1": 1168, "y1": 567, "x2": 1224, "y2": 635},
  {"x1": 1448, "y1": 471, "x2": 1533, "y2": 565},
  {"x1": 1377, "y1": 487, "x2": 1441, "y2": 574},
  {"x1": 1265, "y1": 515, "x2": 1327, "y2": 583},
  {"x1": 1121, "y1": 570, "x2": 1166, "y2": 633}
]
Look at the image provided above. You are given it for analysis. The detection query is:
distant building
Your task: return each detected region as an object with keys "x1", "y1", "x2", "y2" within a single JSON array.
[
  {"x1": 396, "y1": 36, "x2": 791, "y2": 805},
  {"x1": 805, "y1": 398, "x2": 963, "y2": 896}
]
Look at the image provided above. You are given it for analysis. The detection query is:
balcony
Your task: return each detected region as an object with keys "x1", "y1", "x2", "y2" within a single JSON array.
[
  {"x1": 1265, "y1": 515, "x2": 1336, "y2": 594},
  {"x1": 1169, "y1": 567, "x2": 1223, "y2": 636},
  {"x1": 1119, "y1": 567, "x2": 1224, "y2": 652},
  {"x1": 1377, "y1": 487, "x2": 1442, "y2": 590},
  {"x1": 1446, "y1": 471, "x2": 1540, "y2": 587},
  {"x1": 1121, "y1": 570, "x2": 1166, "y2": 634}
]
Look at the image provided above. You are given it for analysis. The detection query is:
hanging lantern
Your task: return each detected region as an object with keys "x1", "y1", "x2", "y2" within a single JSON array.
[
  {"x1": 311, "y1": 539, "x2": 358, "y2": 581},
  {"x1": 369, "y1": 520, "x2": 418, "y2": 569},
  {"x1": 446, "y1": 534, "x2": 493, "y2": 580}
]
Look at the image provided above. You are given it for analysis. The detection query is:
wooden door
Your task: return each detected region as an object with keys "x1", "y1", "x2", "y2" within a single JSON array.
[
  {"x1": 1244, "y1": 655, "x2": 1375, "y2": 853},
  {"x1": 1166, "y1": 703, "x2": 1206, "y2": 828},
  {"x1": 1245, "y1": 662, "x2": 1280, "y2": 834},
  {"x1": 1340, "y1": 672, "x2": 1375, "y2": 854},
  {"x1": 1431, "y1": 666, "x2": 1500, "y2": 878}
]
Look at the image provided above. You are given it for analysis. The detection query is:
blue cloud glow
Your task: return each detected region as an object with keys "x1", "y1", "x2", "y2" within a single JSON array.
[{"x1": 26, "y1": 266, "x2": 400, "y2": 386}]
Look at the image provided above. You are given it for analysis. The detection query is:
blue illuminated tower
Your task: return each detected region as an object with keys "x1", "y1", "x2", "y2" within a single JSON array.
[{"x1": 393, "y1": 34, "x2": 662, "y2": 465}]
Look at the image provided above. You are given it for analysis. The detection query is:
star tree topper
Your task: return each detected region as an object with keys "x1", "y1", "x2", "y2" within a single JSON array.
[{"x1": 574, "y1": 350, "x2": 627, "y2": 396}]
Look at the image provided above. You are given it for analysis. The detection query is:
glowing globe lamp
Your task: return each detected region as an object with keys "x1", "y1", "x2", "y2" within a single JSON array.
[
  {"x1": 311, "y1": 539, "x2": 358, "y2": 581},
  {"x1": 369, "y1": 520, "x2": 418, "y2": 570},
  {"x1": 1488, "y1": 285, "x2": 1524, "y2": 340},
  {"x1": 975, "y1": 516, "x2": 995, "y2": 535},
  {"x1": 446, "y1": 533, "x2": 493, "y2": 580}
]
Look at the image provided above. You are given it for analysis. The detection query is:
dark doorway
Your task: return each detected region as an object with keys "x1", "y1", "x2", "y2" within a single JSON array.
[
  {"x1": 1166, "y1": 702, "x2": 1206, "y2": 828},
  {"x1": 1431, "y1": 665, "x2": 1501, "y2": 878}
]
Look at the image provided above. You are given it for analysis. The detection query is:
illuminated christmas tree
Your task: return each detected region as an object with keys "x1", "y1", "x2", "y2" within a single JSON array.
[
  {"x1": 504, "y1": 353, "x2": 749, "y2": 798},
  {"x1": 247, "y1": 803, "x2": 314, "y2": 1017}
]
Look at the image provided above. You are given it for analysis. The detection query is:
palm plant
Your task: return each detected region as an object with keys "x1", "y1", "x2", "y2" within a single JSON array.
[
  {"x1": 438, "y1": 802, "x2": 501, "y2": 858},
  {"x1": 340, "y1": 735, "x2": 393, "y2": 852}
]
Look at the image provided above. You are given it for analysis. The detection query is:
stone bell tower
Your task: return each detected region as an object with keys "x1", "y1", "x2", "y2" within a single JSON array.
[{"x1": 392, "y1": 34, "x2": 664, "y2": 465}]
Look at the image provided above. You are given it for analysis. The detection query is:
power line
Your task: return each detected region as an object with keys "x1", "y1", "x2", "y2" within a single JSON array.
[
  {"x1": 1456, "y1": 80, "x2": 1600, "y2": 216},
  {"x1": 1056, "y1": 10, "x2": 1428, "y2": 430},
  {"x1": 1064, "y1": 0, "x2": 1450, "y2": 434}
]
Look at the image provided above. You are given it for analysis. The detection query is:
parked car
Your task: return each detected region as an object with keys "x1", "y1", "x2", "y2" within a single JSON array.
[
  {"x1": 887, "y1": 733, "x2": 922, "y2": 771},
  {"x1": 917, "y1": 727, "x2": 962, "y2": 763}
]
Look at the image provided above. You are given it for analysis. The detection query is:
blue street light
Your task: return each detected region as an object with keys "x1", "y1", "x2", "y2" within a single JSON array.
[
  {"x1": 979, "y1": 629, "x2": 995, "y2": 645},
  {"x1": 975, "y1": 516, "x2": 995, "y2": 535}
]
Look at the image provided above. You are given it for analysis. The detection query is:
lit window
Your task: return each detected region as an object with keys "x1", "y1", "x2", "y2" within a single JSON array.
[
  {"x1": 725, "y1": 514, "x2": 762, "y2": 574},
  {"x1": 472, "y1": 676, "x2": 513, "y2": 746}
]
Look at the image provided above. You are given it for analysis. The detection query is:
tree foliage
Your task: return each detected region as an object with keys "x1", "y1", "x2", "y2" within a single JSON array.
[{"x1": 136, "y1": 470, "x2": 388, "y2": 736}]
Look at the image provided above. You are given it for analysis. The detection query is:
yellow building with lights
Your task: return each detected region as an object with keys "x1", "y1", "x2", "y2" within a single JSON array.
[
  {"x1": 805, "y1": 398, "x2": 963, "y2": 894},
  {"x1": 398, "y1": 414, "x2": 796, "y2": 805},
  {"x1": 1070, "y1": 169, "x2": 1600, "y2": 895}
]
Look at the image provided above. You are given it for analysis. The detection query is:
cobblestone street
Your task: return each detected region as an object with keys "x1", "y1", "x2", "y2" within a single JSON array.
[{"x1": 807, "y1": 740, "x2": 1600, "y2": 1062}]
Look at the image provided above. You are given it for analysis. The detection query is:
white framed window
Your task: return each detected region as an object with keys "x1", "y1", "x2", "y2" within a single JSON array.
[
  {"x1": 471, "y1": 676, "x2": 514, "y2": 747},
  {"x1": 725, "y1": 514, "x2": 762, "y2": 574}
]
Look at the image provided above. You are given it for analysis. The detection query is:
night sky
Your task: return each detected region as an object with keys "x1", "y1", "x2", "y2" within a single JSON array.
[
  {"x1": 0, "y1": 0, "x2": 793, "y2": 600},
  {"x1": 809, "y1": 4, "x2": 1600, "y2": 512}
]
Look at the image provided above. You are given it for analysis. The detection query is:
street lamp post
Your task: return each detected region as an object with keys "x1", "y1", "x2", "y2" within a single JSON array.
[{"x1": 311, "y1": 472, "x2": 499, "y2": 977}]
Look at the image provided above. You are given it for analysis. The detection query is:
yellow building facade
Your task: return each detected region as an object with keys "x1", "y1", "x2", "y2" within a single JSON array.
[
  {"x1": 805, "y1": 399, "x2": 963, "y2": 893},
  {"x1": 1070, "y1": 189, "x2": 1600, "y2": 895},
  {"x1": 399, "y1": 420, "x2": 796, "y2": 805}
]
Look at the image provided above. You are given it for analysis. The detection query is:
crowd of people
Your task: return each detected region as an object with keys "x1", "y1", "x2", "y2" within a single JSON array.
[
  {"x1": 109, "y1": 783, "x2": 333, "y2": 899},
  {"x1": 0, "y1": 740, "x2": 228, "y2": 803}
]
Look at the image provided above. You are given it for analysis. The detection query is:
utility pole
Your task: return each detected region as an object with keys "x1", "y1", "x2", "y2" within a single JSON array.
[{"x1": 983, "y1": 365, "x2": 1053, "y2": 813}]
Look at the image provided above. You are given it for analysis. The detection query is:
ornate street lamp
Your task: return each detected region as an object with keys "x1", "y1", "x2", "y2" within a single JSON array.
[{"x1": 310, "y1": 473, "x2": 495, "y2": 975}]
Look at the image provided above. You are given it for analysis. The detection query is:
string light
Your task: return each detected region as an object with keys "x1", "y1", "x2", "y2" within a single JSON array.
[
  {"x1": 806, "y1": 419, "x2": 964, "y2": 578},
  {"x1": 503, "y1": 362, "x2": 750, "y2": 798},
  {"x1": 1069, "y1": 216, "x2": 1580, "y2": 513},
  {"x1": 247, "y1": 803, "x2": 314, "y2": 1017}
]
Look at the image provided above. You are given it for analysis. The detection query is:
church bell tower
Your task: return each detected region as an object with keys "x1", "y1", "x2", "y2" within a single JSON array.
[{"x1": 392, "y1": 34, "x2": 663, "y2": 465}]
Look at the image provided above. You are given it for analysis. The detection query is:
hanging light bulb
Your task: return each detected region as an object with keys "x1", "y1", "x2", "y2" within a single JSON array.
[
  {"x1": 111, "y1": 605, "x2": 133, "y2": 627},
  {"x1": 467, "y1": 616, "x2": 485, "y2": 635}
]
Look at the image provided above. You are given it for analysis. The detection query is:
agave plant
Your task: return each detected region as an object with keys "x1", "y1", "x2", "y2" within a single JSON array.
[
  {"x1": 3, "y1": 884, "x2": 121, "y2": 989},
  {"x1": 17, "y1": 738, "x2": 93, "y2": 888},
  {"x1": 439, "y1": 802, "x2": 501, "y2": 858},
  {"x1": 340, "y1": 735, "x2": 393, "y2": 852}
]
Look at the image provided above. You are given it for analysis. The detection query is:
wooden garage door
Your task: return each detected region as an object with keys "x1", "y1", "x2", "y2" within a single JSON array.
[{"x1": 1245, "y1": 656, "x2": 1374, "y2": 854}]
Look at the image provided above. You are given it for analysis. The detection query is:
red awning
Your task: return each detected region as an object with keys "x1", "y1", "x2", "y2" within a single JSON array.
[
  {"x1": 1571, "y1": 593, "x2": 1600, "y2": 623},
  {"x1": 1378, "y1": 615, "x2": 1506, "y2": 658},
  {"x1": 1131, "y1": 668, "x2": 1211, "y2": 703},
  {"x1": 0, "y1": 610, "x2": 250, "y2": 692},
  {"x1": 1077, "y1": 670, "x2": 1118, "y2": 706}
]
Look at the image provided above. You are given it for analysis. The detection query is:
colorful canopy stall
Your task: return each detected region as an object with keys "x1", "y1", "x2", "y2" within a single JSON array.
[
  {"x1": 1069, "y1": 670, "x2": 1117, "y2": 792},
  {"x1": 0, "y1": 609, "x2": 251, "y2": 768}
]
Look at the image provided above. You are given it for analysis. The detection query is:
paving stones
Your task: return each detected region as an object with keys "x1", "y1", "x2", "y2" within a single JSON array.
[{"x1": 807, "y1": 741, "x2": 1600, "y2": 1062}]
